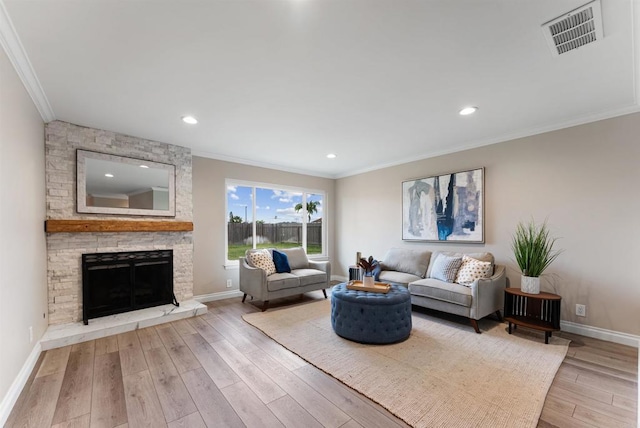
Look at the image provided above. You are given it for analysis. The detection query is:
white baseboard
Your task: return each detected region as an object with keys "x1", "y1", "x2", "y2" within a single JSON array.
[
  {"x1": 331, "y1": 275, "x2": 348, "y2": 282},
  {"x1": 560, "y1": 320, "x2": 640, "y2": 348},
  {"x1": 194, "y1": 289, "x2": 244, "y2": 303},
  {"x1": 0, "y1": 342, "x2": 42, "y2": 427}
]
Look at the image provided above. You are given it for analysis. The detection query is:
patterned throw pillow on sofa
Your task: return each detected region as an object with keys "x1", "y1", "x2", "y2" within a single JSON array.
[
  {"x1": 429, "y1": 255, "x2": 463, "y2": 283},
  {"x1": 455, "y1": 255, "x2": 492, "y2": 285},
  {"x1": 248, "y1": 249, "x2": 276, "y2": 276}
]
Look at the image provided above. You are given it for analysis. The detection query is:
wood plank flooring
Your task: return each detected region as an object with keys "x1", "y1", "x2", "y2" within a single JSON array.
[{"x1": 6, "y1": 291, "x2": 638, "y2": 428}]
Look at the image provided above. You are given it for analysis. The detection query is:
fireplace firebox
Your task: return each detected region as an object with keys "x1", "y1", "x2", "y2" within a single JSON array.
[{"x1": 82, "y1": 250, "x2": 178, "y2": 325}]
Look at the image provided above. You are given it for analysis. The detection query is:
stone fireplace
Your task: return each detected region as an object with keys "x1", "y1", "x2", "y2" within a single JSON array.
[{"x1": 45, "y1": 121, "x2": 195, "y2": 326}]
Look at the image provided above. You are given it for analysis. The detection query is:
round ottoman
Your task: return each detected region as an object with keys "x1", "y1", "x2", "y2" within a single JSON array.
[{"x1": 331, "y1": 282, "x2": 412, "y2": 344}]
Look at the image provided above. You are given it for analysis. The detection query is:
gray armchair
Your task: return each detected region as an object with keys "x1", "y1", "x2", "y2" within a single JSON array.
[{"x1": 239, "y1": 247, "x2": 331, "y2": 311}]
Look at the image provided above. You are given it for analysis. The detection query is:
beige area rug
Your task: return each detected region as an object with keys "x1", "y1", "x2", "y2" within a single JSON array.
[{"x1": 243, "y1": 300, "x2": 570, "y2": 428}]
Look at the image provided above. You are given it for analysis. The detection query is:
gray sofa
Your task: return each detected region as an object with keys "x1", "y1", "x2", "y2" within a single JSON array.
[
  {"x1": 377, "y1": 248, "x2": 506, "y2": 333},
  {"x1": 239, "y1": 247, "x2": 331, "y2": 311}
]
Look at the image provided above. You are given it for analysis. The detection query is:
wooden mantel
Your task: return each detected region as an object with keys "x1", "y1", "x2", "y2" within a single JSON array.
[{"x1": 45, "y1": 219, "x2": 194, "y2": 233}]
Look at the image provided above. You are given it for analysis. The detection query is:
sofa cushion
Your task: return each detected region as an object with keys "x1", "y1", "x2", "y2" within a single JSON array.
[
  {"x1": 272, "y1": 249, "x2": 291, "y2": 273},
  {"x1": 429, "y1": 255, "x2": 463, "y2": 282},
  {"x1": 409, "y1": 278, "x2": 472, "y2": 307},
  {"x1": 280, "y1": 247, "x2": 309, "y2": 270},
  {"x1": 290, "y1": 268, "x2": 326, "y2": 286},
  {"x1": 378, "y1": 270, "x2": 422, "y2": 286},
  {"x1": 380, "y1": 248, "x2": 431, "y2": 278},
  {"x1": 266, "y1": 273, "x2": 300, "y2": 292},
  {"x1": 247, "y1": 249, "x2": 276, "y2": 276},
  {"x1": 455, "y1": 255, "x2": 492, "y2": 285},
  {"x1": 427, "y1": 251, "x2": 494, "y2": 278}
]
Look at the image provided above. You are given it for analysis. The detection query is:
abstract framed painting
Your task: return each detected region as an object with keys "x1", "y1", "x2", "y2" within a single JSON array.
[{"x1": 402, "y1": 167, "x2": 484, "y2": 243}]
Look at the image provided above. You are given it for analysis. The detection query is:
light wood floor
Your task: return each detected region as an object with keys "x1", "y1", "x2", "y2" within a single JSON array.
[{"x1": 6, "y1": 291, "x2": 638, "y2": 428}]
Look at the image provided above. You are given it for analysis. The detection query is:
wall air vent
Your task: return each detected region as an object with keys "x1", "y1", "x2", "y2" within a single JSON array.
[{"x1": 542, "y1": 0, "x2": 603, "y2": 56}]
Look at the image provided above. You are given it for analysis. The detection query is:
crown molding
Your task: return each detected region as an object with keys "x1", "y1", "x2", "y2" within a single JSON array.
[
  {"x1": 191, "y1": 149, "x2": 336, "y2": 179},
  {"x1": 0, "y1": 0, "x2": 54, "y2": 122},
  {"x1": 633, "y1": 0, "x2": 640, "y2": 105},
  {"x1": 334, "y1": 103, "x2": 640, "y2": 179}
]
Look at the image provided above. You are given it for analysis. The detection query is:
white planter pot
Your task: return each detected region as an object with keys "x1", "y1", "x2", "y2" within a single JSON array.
[
  {"x1": 521, "y1": 275, "x2": 541, "y2": 294},
  {"x1": 363, "y1": 275, "x2": 375, "y2": 287}
]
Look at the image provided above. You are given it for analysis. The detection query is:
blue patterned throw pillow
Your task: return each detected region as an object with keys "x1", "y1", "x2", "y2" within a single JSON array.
[
  {"x1": 429, "y1": 255, "x2": 463, "y2": 283},
  {"x1": 272, "y1": 249, "x2": 291, "y2": 273}
]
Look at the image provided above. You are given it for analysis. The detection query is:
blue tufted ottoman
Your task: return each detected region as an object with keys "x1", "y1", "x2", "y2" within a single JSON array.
[{"x1": 331, "y1": 282, "x2": 412, "y2": 344}]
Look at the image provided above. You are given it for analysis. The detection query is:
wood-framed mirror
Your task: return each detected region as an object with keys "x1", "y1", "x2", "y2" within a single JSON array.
[{"x1": 77, "y1": 150, "x2": 176, "y2": 217}]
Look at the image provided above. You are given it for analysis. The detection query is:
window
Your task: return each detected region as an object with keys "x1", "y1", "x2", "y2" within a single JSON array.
[
  {"x1": 305, "y1": 193, "x2": 323, "y2": 255},
  {"x1": 226, "y1": 181, "x2": 326, "y2": 263}
]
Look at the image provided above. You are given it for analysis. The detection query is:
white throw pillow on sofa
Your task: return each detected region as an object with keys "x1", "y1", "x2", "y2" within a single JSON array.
[
  {"x1": 455, "y1": 255, "x2": 492, "y2": 285},
  {"x1": 248, "y1": 249, "x2": 276, "y2": 276},
  {"x1": 427, "y1": 251, "x2": 494, "y2": 277}
]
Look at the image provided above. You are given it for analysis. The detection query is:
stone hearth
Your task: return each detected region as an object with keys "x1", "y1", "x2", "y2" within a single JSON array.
[{"x1": 41, "y1": 300, "x2": 207, "y2": 350}]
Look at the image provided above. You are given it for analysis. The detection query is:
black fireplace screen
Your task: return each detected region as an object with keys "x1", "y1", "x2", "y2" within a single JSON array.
[{"x1": 82, "y1": 250, "x2": 178, "y2": 325}]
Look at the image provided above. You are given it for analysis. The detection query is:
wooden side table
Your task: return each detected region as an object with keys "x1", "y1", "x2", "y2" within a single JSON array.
[{"x1": 504, "y1": 288, "x2": 561, "y2": 344}]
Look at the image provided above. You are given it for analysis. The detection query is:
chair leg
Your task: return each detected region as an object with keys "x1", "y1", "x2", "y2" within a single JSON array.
[
  {"x1": 262, "y1": 301, "x2": 269, "y2": 312},
  {"x1": 242, "y1": 293, "x2": 247, "y2": 303},
  {"x1": 495, "y1": 310, "x2": 503, "y2": 322},
  {"x1": 470, "y1": 319, "x2": 481, "y2": 334},
  {"x1": 322, "y1": 289, "x2": 327, "y2": 298}
]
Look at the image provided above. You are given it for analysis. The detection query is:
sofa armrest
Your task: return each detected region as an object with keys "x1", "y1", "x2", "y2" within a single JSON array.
[
  {"x1": 469, "y1": 264, "x2": 506, "y2": 320},
  {"x1": 239, "y1": 257, "x2": 267, "y2": 300},
  {"x1": 308, "y1": 260, "x2": 331, "y2": 287},
  {"x1": 480, "y1": 264, "x2": 506, "y2": 284}
]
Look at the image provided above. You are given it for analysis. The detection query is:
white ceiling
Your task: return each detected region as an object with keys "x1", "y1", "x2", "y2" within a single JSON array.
[{"x1": 2, "y1": 0, "x2": 638, "y2": 178}]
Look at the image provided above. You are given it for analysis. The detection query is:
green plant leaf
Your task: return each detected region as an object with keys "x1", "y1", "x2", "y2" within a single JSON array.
[{"x1": 511, "y1": 219, "x2": 562, "y2": 277}]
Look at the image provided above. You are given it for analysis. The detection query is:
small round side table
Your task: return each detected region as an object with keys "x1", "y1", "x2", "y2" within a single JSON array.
[{"x1": 504, "y1": 287, "x2": 561, "y2": 344}]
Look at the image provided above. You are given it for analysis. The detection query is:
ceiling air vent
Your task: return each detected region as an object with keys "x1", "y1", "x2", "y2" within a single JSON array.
[{"x1": 542, "y1": 0, "x2": 603, "y2": 56}]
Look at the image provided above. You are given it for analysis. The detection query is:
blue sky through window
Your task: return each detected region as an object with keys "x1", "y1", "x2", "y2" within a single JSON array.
[{"x1": 227, "y1": 185, "x2": 323, "y2": 223}]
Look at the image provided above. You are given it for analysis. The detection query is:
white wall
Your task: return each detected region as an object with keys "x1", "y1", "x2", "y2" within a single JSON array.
[
  {"x1": 192, "y1": 156, "x2": 335, "y2": 297},
  {"x1": 0, "y1": 47, "x2": 47, "y2": 414},
  {"x1": 336, "y1": 113, "x2": 640, "y2": 336}
]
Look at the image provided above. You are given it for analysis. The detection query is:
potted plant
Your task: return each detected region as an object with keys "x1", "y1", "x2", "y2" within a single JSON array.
[
  {"x1": 511, "y1": 219, "x2": 562, "y2": 294},
  {"x1": 358, "y1": 256, "x2": 378, "y2": 287}
]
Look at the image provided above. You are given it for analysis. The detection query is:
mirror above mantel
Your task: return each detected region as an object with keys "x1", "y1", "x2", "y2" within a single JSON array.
[{"x1": 77, "y1": 150, "x2": 176, "y2": 217}]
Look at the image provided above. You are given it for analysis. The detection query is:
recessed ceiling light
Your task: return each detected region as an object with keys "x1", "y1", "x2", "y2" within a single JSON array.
[
  {"x1": 459, "y1": 106, "x2": 478, "y2": 116},
  {"x1": 140, "y1": 165, "x2": 149, "y2": 168},
  {"x1": 326, "y1": 153, "x2": 337, "y2": 159},
  {"x1": 182, "y1": 115, "x2": 198, "y2": 124},
  {"x1": 105, "y1": 173, "x2": 114, "y2": 178}
]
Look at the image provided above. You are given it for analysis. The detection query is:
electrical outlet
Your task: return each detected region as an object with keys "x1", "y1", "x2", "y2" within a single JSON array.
[
  {"x1": 29, "y1": 326, "x2": 33, "y2": 343},
  {"x1": 226, "y1": 279, "x2": 232, "y2": 288},
  {"x1": 576, "y1": 304, "x2": 586, "y2": 317}
]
